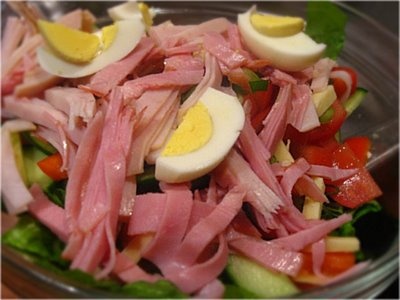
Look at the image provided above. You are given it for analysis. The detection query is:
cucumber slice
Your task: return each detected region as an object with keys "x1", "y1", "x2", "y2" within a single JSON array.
[
  {"x1": 226, "y1": 255, "x2": 299, "y2": 298},
  {"x1": 343, "y1": 87, "x2": 368, "y2": 116},
  {"x1": 23, "y1": 146, "x2": 54, "y2": 190}
]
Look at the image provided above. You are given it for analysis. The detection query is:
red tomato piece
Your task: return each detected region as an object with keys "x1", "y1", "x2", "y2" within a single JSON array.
[
  {"x1": 285, "y1": 100, "x2": 347, "y2": 144},
  {"x1": 37, "y1": 153, "x2": 68, "y2": 181},
  {"x1": 331, "y1": 144, "x2": 382, "y2": 208},
  {"x1": 344, "y1": 136, "x2": 371, "y2": 166},
  {"x1": 333, "y1": 77, "x2": 347, "y2": 100},
  {"x1": 299, "y1": 252, "x2": 356, "y2": 277}
]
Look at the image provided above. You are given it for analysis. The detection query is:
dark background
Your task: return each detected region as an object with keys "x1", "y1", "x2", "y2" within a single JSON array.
[{"x1": 345, "y1": 1, "x2": 399, "y2": 299}]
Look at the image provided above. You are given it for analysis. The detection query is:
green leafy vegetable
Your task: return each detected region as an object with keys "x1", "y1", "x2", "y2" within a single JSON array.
[
  {"x1": 322, "y1": 200, "x2": 382, "y2": 236},
  {"x1": 306, "y1": 1, "x2": 347, "y2": 59},
  {"x1": 121, "y1": 280, "x2": 187, "y2": 298},
  {"x1": 2, "y1": 214, "x2": 68, "y2": 268},
  {"x1": 44, "y1": 179, "x2": 67, "y2": 207}
]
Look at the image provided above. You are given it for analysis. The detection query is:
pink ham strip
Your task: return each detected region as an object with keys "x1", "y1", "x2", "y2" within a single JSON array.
[
  {"x1": 3, "y1": 96, "x2": 68, "y2": 131},
  {"x1": 45, "y1": 86, "x2": 96, "y2": 129},
  {"x1": 68, "y1": 89, "x2": 131, "y2": 277},
  {"x1": 162, "y1": 18, "x2": 231, "y2": 49},
  {"x1": 179, "y1": 52, "x2": 222, "y2": 116},
  {"x1": 2, "y1": 34, "x2": 42, "y2": 78},
  {"x1": 273, "y1": 214, "x2": 352, "y2": 251},
  {"x1": 258, "y1": 84, "x2": 292, "y2": 154},
  {"x1": 168, "y1": 235, "x2": 229, "y2": 294},
  {"x1": 311, "y1": 58, "x2": 337, "y2": 92},
  {"x1": 14, "y1": 65, "x2": 63, "y2": 98},
  {"x1": 148, "y1": 21, "x2": 193, "y2": 49},
  {"x1": 164, "y1": 40, "x2": 202, "y2": 56},
  {"x1": 128, "y1": 193, "x2": 167, "y2": 235},
  {"x1": 280, "y1": 158, "x2": 311, "y2": 199},
  {"x1": 122, "y1": 69, "x2": 203, "y2": 99},
  {"x1": 173, "y1": 187, "x2": 245, "y2": 267},
  {"x1": 203, "y1": 32, "x2": 247, "y2": 70},
  {"x1": 164, "y1": 54, "x2": 204, "y2": 71},
  {"x1": 269, "y1": 69, "x2": 297, "y2": 87},
  {"x1": 119, "y1": 176, "x2": 137, "y2": 217},
  {"x1": 1, "y1": 17, "x2": 26, "y2": 72},
  {"x1": 213, "y1": 149, "x2": 282, "y2": 219},
  {"x1": 296, "y1": 175, "x2": 328, "y2": 203},
  {"x1": 143, "y1": 185, "x2": 193, "y2": 268},
  {"x1": 311, "y1": 239, "x2": 326, "y2": 277},
  {"x1": 127, "y1": 89, "x2": 179, "y2": 175},
  {"x1": 1, "y1": 119, "x2": 36, "y2": 214},
  {"x1": 228, "y1": 234, "x2": 303, "y2": 276},
  {"x1": 28, "y1": 184, "x2": 68, "y2": 242},
  {"x1": 81, "y1": 37, "x2": 155, "y2": 97},
  {"x1": 308, "y1": 164, "x2": 358, "y2": 181},
  {"x1": 288, "y1": 84, "x2": 320, "y2": 132},
  {"x1": 113, "y1": 252, "x2": 160, "y2": 283},
  {"x1": 62, "y1": 112, "x2": 104, "y2": 257}
]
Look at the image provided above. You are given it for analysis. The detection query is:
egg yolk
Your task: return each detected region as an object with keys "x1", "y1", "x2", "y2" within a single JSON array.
[
  {"x1": 250, "y1": 13, "x2": 304, "y2": 37},
  {"x1": 37, "y1": 20, "x2": 119, "y2": 64},
  {"x1": 100, "y1": 24, "x2": 118, "y2": 50},
  {"x1": 161, "y1": 102, "x2": 212, "y2": 157}
]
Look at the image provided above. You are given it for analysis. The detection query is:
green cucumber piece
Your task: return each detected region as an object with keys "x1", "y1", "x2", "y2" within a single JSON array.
[
  {"x1": 343, "y1": 87, "x2": 368, "y2": 116},
  {"x1": 226, "y1": 255, "x2": 299, "y2": 299},
  {"x1": 23, "y1": 146, "x2": 54, "y2": 190}
]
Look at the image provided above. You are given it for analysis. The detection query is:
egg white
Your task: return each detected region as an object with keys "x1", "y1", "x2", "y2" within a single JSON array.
[
  {"x1": 155, "y1": 87, "x2": 245, "y2": 183},
  {"x1": 238, "y1": 6, "x2": 326, "y2": 71},
  {"x1": 37, "y1": 17, "x2": 145, "y2": 78}
]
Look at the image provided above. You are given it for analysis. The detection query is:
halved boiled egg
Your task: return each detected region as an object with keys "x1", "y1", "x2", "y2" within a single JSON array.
[
  {"x1": 155, "y1": 87, "x2": 245, "y2": 183},
  {"x1": 37, "y1": 17, "x2": 144, "y2": 78},
  {"x1": 238, "y1": 6, "x2": 326, "y2": 71}
]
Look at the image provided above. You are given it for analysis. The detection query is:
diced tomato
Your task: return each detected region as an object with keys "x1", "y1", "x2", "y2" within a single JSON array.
[
  {"x1": 246, "y1": 84, "x2": 278, "y2": 132},
  {"x1": 344, "y1": 136, "x2": 371, "y2": 166},
  {"x1": 331, "y1": 143, "x2": 382, "y2": 208},
  {"x1": 285, "y1": 100, "x2": 347, "y2": 144},
  {"x1": 299, "y1": 252, "x2": 356, "y2": 277},
  {"x1": 37, "y1": 153, "x2": 68, "y2": 181},
  {"x1": 332, "y1": 77, "x2": 347, "y2": 100},
  {"x1": 332, "y1": 66, "x2": 358, "y2": 95}
]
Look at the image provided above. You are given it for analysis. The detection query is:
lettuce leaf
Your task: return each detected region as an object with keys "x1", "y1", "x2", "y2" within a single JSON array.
[{"x1": 306, "y1": 1, "x2": 348, "y2": 59}]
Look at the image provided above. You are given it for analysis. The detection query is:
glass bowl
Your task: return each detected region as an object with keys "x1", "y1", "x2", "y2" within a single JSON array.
[{"x1": 2, "y1": 1, "x2": 398, "y2": 298}]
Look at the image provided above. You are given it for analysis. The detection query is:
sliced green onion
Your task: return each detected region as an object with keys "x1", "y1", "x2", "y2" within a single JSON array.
[
  {"x1": 249, "y1": 79, "x2": 269, "y2": 92},
  {"x1": 232, "y1": 83, "x2": 246, "y2": 96}
]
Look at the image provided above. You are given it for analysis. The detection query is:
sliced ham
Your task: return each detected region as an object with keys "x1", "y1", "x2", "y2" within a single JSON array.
[
  {"x1": 1, "y1": 119, "x2": 36, "y2": 214},
  {"x1": 28, "y1": 184, "x2": 68, "y2": 242},
  {"x1": 81, "y1": 37, "x2": 155, "y2": 97},
  {"x1": 311, "y1": 58, "x2": 337, "y2": 92},
  {"x1": 273, "y1": 214, "x2": 352, "y2": 251},
  {"x1": 179, "y1": 52, "x2": 222, "y2": 116},
  {"x1": 288, "y1": 84, "x2": 320, "y2": 132},
  {"x1": 213, "y1": 149, "x2": 282, "y2": 219},
  {"x1": 229, "y1": 234, "x2": 303, "y2": 276},
  {"x1": 307, "y1": 164, "x2": 358, "y2": 181},
  {"x1": 203, "y1": 32, "x2": 247, "y2": 71},
  {"x1": 45, "y1": 86, "x2": 96, "y2": 129},
  {"x1": 122, "y1": 69, "x2": 203, "y2": 99},
  {"x1": 258, "y1": 84, "x2": 292, "y2": 154},
  {"x1": 164, "y1": 54, "x2": 204, "y2": 71}
]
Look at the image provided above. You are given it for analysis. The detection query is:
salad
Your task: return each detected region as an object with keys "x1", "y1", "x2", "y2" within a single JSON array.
[{"x1": 1, "y1": 1, "x2": 384, "y2": 298}]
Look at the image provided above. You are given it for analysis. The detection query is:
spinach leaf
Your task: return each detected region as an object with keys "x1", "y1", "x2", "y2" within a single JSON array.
[{"x1": 306, "y1": 1, "x2": 348, "y2": 59}]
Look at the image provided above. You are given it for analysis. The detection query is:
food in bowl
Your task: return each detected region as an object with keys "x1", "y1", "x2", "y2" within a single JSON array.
[{"x1": 1, "y1": 1, "x2": 394, "y2": 298}]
